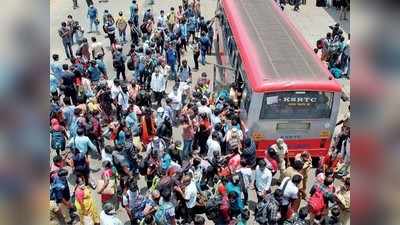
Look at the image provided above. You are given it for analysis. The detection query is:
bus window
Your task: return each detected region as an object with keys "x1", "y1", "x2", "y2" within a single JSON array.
[{"x1": 259, "y1": 91, "x2": 334, "y2": 120}]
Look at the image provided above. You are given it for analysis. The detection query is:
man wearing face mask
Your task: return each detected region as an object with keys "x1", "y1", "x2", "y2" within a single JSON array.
[
  {"x1": 270, "y1": 138, "x2": 289, "y2": 181},
  {"x1": 116, "y1": 84, "x2": 130, "y2": 121},
  {"x1": 168, "y1": 84, "x2": 182, "y2": 126}
]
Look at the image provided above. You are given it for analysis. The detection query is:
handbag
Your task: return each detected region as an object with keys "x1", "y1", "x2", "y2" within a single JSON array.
[{"x1": 97, "y1": 178, "x2": 115, "y2": 195}]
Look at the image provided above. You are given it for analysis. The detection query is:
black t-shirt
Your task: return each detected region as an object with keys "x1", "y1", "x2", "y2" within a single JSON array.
[
  {"x1": 52, "y1": 178, "x2": 71, "y2": 203},
  {"x1": 62, "y1": 71, "x2": 75, "y2": 87}
]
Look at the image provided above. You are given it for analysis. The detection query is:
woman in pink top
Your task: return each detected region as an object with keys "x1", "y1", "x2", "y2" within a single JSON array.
[{"x1": 181, "y1": 114, "x2": 194, "y2": 160}]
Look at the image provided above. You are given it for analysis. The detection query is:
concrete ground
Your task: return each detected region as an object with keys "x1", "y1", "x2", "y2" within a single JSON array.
[{"x1": 50, "y1": 0, "x2": 350, "y2": 224}]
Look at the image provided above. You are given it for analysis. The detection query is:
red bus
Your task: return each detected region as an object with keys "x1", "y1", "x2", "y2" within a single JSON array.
[{"x1": 213, "y1": 0, "x2": 343, "y2": 158}]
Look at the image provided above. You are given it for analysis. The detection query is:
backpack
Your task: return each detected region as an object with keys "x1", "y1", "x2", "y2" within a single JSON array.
[
  {"x1": 50, "y1": 177, "x2": 65, "y2": 201},
  {"x1": 308, "y1": 187, "x2": 326, "y2": 216},
  {"x1": 154, "y1": 201, "x2": 174, "y2": 225},
  {"x1": 205, "y1": 197, "x2": 220, "y2": 220},
  {"x1": 51, "y1": 130, "x2": 65, "y2": 150}
]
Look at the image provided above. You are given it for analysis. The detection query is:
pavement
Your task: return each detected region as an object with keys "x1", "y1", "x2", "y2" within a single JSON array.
[{"x1": 50, "y1": 0, "x2": 350, "y2": 224}]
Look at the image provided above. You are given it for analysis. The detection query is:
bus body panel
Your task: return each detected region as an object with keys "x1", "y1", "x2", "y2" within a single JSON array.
[{"x1": 246, "y1": 92, "x2": 341, "y2": 157}]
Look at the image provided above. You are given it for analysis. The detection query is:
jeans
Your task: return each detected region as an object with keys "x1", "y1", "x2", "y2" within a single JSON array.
[
  {"x1": 169, "y1": 63, "x2": 176, "y2": 80},
  {"x1": 62, "y1": 41, "x2": 74, "y2": 59},
  {"x1": 200, "y1": 49, "x2": 206, "y2": 65},
  {"x1": 116, "y1": 66, "x2": 126, "y2": 81},
  {"x1": 182, "y1": 139, "x2": 193, "y2": 160},
  {"x1": 119, "y1": 30, "x2": 127, "y2": 42},
  {"x1": 89, "y1": 18, "x2": 98, "y2": 32}
]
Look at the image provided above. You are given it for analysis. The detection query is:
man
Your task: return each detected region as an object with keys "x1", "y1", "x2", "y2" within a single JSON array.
[
  {"x1": 157, "y1": 10, "x2": 168, "y2": 31},
  {"x1": 334, "y1": 177, "x2": 350, "y2": 225},
  {"x1": 50, "y1": 54, "x2": 64, "y2": 82},
  {"x1": 129, "y1": 0, "x2": 138, "y2": 23},
  {"x1": 62, "y1": 97, "x2": 76, "y2": 129},
  {"x1": 167, "y1": 7, "x2": 176, "y2": 32},
  {"x1": 100, "y1": 203, "x2": 123, "y2": 225},
  {"x1": 176, "y1": 175, "x2": 198, "y2": 223},
  {"x1": 155, "y1": 188, "x2": 176, "y2": 225},
  {"x1": 116, "y1": 11, "x2": 128, "y2": 43},
  {"x1": 177, "y1": 59, "x2": 192, "y2": 83},
  {"x1": 199, "y1": 31, "x2": 210, "y2": 65},
  {"x1": 116, "y1": 84, "x2": 130, "y2": 121},
  {"x1": 87, "y1": 5, "x2": 99, "y2": 33},
  {"x1": 150, "y1": 67, "x2": 167, "y2": 106},
  {"x1": 113, "y1": 45, "x2": 127, "y2": 81},
  {"x1": 66, "y1": 128, "x2": 98, "y2": 155},
  {"x1": 279, "y1": 174, "x2": 303, "y2": 221},
  {"x1": 206, "y1": 132, "x2": 221, "y2": 161},
  {"x1": 255, "y1": 189, "x2": 282, "y2": 225},
  {"x1": 198, "y1": 97, "x2": 212, "y2": 120},
  {"x1": 143, "y1": 9, "x2": 154, "y2": 23},
  {"x1": 255, "y1": 160, "x2": 273, "y2": 202},
  {"x1": 168, "y1": 85, "x2": 182, "y2": 126},
  {"x1": 61, "y1": 64, "x2": 78, "y2": 105},
  {"x1": 270, "y1": 138, "x2": 289, "y2": 181},
  {"x1": 91, "y1": 37, "x2": 104, "y2": 59},
  {"x1": 50, "y1": 169, "x2": 74, "y2": 224},
  {"x1": 87, "y1": 60, "x2": 102, "y2": 83},
  {"x1": 166, "y1": 44, "x2": 177, "y2": 80},
  {"x1": 58, "y1": 22, "x2": 74, "y2": 59}
]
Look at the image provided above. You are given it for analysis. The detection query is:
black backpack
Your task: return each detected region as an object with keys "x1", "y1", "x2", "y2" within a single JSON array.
[{"x1": 205, "y1": 197, "x2": 220, "y2": 220}]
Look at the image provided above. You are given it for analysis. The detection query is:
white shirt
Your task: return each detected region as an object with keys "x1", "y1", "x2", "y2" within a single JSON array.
[
  {"x1": 255, "y1": 166, "x2": 272, "y2": 194},
  {"x1": 100, "y1": 211, "x2": 123, "y2": 225},
  {"x1": 279, "y1": 177, "x2": 299, "y2": 206},
  {"x1": 168, "y1": 90, "x2": 182, "y2": 111},
  {"x1": 198, "y1": 105, "x2": 212, "y2": 120},
  {"x1": 271, "y1": 143, "x2": 288, "y2": 160},
  {"x1": 206, "y1": 139, "x2": 221, "y2": 160},
  {"x1": 160, "y1": 65, "x2": 171, "y2": 77},
  {"x1": 150, "y1": 73, "x2": 167, "y2": 92},
  {"x1": 110, "y1": 84, "x2": 122, "y2": 100},
  {"x1": 117, "y1": 91, "x2": 129, "y2": 111},
  {"x1": 91, "y1": 42, "x2": 104, "y2": 58},
  {"x1": 184, "y1": 181, "x2": 198, "y2": 208},
  {"x1": 238, "y1": 167, "x2": 253, "y2": 187}
]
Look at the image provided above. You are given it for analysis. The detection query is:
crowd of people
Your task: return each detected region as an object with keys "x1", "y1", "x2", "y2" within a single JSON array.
[
  {"x1": 314, "y1": 23, "x2": 350, "y2": 79},
  {"x1": 50, "y1": 0, "x2": 350, "y2": 225}
]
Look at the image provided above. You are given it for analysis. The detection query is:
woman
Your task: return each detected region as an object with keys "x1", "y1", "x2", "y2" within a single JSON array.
[
  {"x1": 115, "y1": 122, "x2": 128, "y2": 151},
  {"x1": 74, "y1": 178, "x2": 100, "y2": 225},
  {"x1": 97, "y1": 161, "x2": 116, "y2": 206},
  {"x1": 129, "y1": 80, "x2": 140, "y2": 101},
  {"x1": 181, "y1": 114, "x2": 194, "y2": 161},
  {"x1": 50, "y1": 118, "x2": 69, "y2": 156},
  {"x1": 78, "y1": 38, "x2": 91, "y2": 61}
]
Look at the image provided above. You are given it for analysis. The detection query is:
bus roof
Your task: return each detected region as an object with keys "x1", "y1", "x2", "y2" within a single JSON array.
[{"x1": 221, "y1": 0, "x2": 342, "y2": 93}]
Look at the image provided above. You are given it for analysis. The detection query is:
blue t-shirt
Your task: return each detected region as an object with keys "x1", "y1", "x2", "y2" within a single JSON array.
[
  {"x1": 88, "y1": 65, "x2": 102, "y2": 81},
  {"x1": 226, "y1": 182, "x2": 244, "y2": 210},
  {"x1": 88, "y1": 7, "x2": 98, "y2": 19}
]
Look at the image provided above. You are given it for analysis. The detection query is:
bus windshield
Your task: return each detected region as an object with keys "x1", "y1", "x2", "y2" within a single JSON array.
[{"x1": 260, "y1": 91, "x2": 334, "y2": 120}]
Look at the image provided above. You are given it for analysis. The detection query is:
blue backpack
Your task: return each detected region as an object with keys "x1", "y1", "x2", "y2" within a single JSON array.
[
  {"x1": 154, "y1": 202, "x2": 174, "y2": 225},
  {"x1": 51, "y1": 130, "x2": 65, "y2": 150}
]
